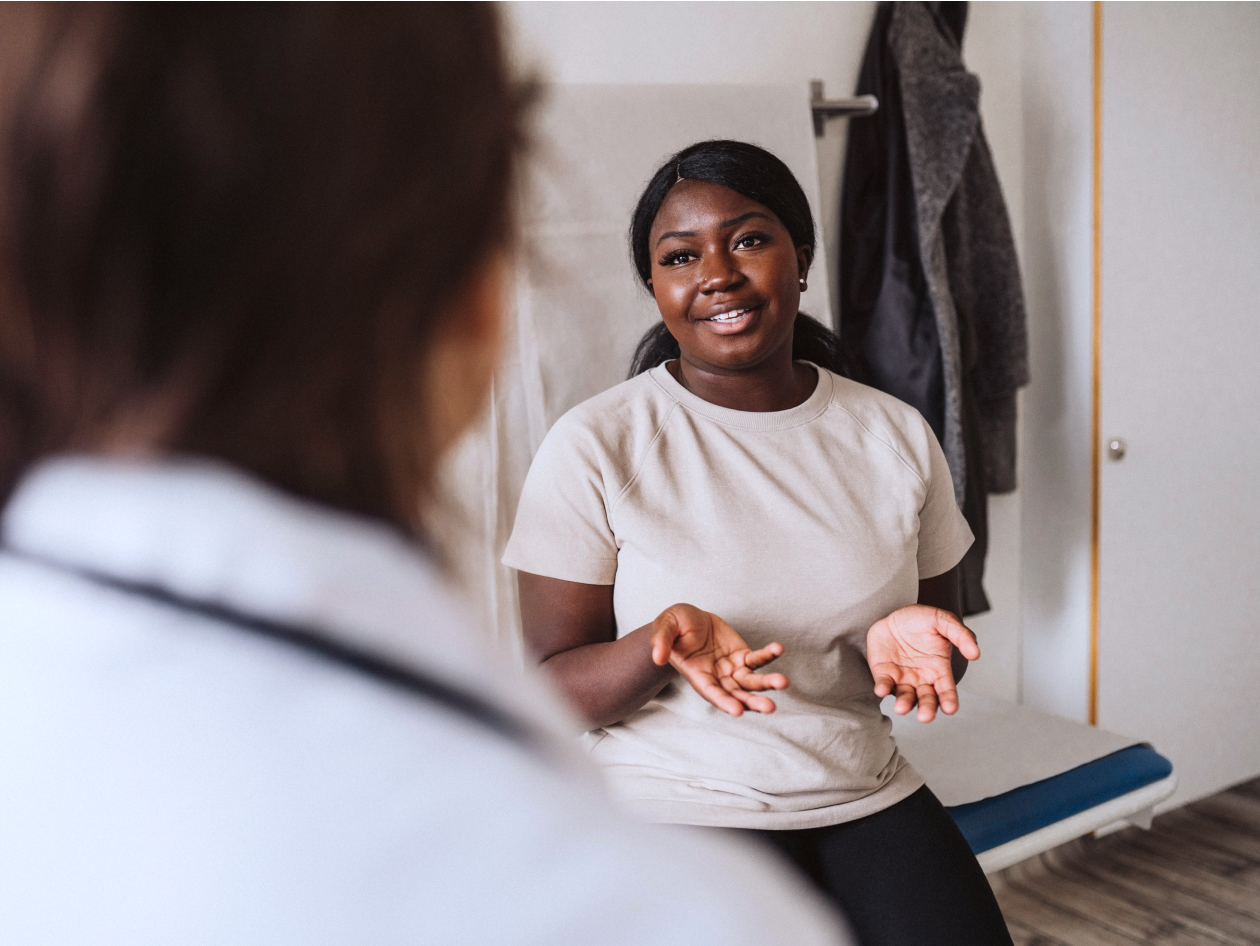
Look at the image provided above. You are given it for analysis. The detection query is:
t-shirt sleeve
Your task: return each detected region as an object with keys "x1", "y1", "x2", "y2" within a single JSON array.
[
  {"x1": 915, "y1": 422, "x2": 975, "y2": 579},
  {"x1": 502, "y1": 416, "x2": 619, "y2": 585}
]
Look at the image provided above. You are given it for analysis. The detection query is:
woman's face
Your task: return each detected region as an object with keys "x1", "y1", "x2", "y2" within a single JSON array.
[{"x1": 647, "y1": 180, "x2": 811, "y2": 375}]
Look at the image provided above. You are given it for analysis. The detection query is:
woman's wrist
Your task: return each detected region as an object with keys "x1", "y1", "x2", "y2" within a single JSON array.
[{"x1": 542, "y1": 622, "x2": 676, "y2": 730}]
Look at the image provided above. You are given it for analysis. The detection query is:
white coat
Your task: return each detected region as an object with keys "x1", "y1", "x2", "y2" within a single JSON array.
[{"x1": 0, "y1": 457, "x2": 849, "y2": 946}]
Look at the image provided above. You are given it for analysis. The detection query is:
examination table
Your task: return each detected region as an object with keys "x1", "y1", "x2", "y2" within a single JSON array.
[{"x1": 889, "y1": 691, "x2": 1177, "y2": 873}]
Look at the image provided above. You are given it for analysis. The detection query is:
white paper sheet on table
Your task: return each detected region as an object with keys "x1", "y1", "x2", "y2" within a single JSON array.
[
  {"x1": 886, "y1": 690, "x2": 1139, "y2": 807},
  {"x1": 431, "y1": 84, "x2": 833, "y2": 661}
]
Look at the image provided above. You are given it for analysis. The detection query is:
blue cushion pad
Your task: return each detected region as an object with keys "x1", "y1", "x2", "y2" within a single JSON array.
[{"x1": 946, "y1": 744, "x2": 1174, "y2": 854}]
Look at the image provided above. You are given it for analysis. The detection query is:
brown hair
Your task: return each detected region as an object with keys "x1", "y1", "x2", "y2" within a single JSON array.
[{"x1": 0, "y1": 4, "x2": 531, "y2": 528}]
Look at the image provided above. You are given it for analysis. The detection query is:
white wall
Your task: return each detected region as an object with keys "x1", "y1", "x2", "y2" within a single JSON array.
[
  {"x1": 1018, "y1": 3, "x2": 1095, "y2": 723},
  {"x1": 955, "y1": 3, "x2": 1025, "y2": 705},
  {"x1": 506, "y1": 0, "x2": 1028, "y2": 702}
]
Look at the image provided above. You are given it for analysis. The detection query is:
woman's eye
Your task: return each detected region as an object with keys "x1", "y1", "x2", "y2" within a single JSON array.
[
  {"x1": 735, "y1": 233, "x2": 766, "y2": 249},
  {"x1": 660, "y1": 251, "x2": 694, "y2": 266}
]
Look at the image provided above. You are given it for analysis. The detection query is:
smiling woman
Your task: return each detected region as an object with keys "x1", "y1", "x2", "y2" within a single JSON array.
[
  {"x1": 504, "y1": 140, "x2": 1014, "y2": 946},
  {"x1": 647, "y1": 180, "x2": 814, "y2": 409},
  {"x1": 628, "y1": 140, "x2": 847, "y2": 390}
]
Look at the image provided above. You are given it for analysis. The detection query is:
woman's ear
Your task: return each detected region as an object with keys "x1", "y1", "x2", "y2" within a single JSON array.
[{"x1": 796, "y1": 245, "x2": 814, "y2": 283}]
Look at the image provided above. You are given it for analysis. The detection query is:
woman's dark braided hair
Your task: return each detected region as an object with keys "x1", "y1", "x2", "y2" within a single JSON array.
[{"x1": 627, "y1": 139, "x2": 848, "y2": 379}]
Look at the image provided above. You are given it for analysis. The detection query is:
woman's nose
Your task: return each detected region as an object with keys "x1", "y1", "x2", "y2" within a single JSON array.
[{"x1": 698, "y1": 252, "x2": 744, "y2": 294}]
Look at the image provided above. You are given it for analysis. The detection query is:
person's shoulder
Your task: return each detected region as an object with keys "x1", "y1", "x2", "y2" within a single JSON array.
[
  {"x1": 819, "y1": 370, "x2": 938, "y2": 475},
  {"x1": 535, "y1": 370, "x2": 680, "y2": 476},
  {"x1": 552, "y1": 369, "x2": 675, "y2": 435}
]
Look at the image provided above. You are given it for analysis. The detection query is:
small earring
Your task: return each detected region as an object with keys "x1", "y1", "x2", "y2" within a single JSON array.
[{"x1": 799, "y1": 278, "x2": 807, "y2": 289}]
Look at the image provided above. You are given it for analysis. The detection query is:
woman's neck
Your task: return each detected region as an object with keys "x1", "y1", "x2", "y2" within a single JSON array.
[{"x1": 667, "y1": 350, "x2": 817, "y2": 412}]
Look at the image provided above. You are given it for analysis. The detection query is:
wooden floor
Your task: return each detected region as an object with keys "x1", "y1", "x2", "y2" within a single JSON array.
[{"x1": 991, "y1": 776, "x2": 1260, "y2": 946}]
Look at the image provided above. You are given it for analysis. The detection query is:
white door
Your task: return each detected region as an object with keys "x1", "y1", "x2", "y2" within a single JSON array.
[{"x1": 1098, "y1": 2, "x2": 1260, "y2": 806}]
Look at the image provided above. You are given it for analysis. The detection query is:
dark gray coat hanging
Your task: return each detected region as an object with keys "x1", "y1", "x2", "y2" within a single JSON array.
[{"x1": 839, "y1": 1, "x2": 1028, "y2": 615}]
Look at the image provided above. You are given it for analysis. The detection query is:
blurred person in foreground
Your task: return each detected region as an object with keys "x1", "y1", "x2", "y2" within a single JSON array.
[{"x1": 0, "y1": 6, "x2": 850, "y2": 944}]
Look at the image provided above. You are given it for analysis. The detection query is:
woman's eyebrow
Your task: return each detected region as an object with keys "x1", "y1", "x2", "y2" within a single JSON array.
[
  {"x1": 656, "y1": 229, "x2": 696, "y2": 246},
  {"x1": 654, "y1": 212, "x2": 773, "y2": 247},
  {"x1": 719, "y1": 210, "x2": 771, "y2": 229}
]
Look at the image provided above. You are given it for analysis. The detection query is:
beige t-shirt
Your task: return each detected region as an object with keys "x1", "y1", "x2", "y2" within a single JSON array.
[{"x1": 503, "y1": 363, "x2": 973, "y2": 830}]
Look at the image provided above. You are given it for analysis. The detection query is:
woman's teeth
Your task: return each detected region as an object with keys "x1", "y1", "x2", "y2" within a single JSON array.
[{"x1": 708, "y1": 309, "x2": 751, "y2": 322}]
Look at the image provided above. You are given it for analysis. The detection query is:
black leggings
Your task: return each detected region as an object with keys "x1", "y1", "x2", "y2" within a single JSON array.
[{"x1": 738, "y1": 786, "x2": 1013, "y2": 946}]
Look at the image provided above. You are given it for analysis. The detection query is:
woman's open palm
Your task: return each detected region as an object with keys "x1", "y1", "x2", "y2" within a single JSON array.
[
  {"x1": 650, "y1": 604, "x2": 788, "y2": 716},
  {"x1": 867, "y1": 605, "x2": 980, "y2": 722}
]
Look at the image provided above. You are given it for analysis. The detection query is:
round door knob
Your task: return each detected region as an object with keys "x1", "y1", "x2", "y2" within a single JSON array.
[{"x1": 1107, "y1": 437, "x2": 1127, "y2": 461}]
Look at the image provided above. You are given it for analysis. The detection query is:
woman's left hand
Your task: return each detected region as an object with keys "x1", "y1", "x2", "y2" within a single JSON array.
[{"x1": 866, "y1": 605, "x2": 980, "y2": 722}]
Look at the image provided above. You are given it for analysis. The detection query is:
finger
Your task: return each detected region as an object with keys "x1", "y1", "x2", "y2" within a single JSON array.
[
  {"x1": 872, "y1": 673, "x2": 896, "y2": 699},
  {"x1": 733, "y1": 668, "x2": 789, "y2": 691},
  {"x1": 936, "y1": 680, "x2": 960, "y2": 716},
  {"x1": 719, "y1": 661, "x2": 788, "y2": 696},
  {"x1": 697, "y1": 680, "x2": 746, "y2": 716},
  {"x1": 683, "y1": 670, "x2": 746, "y2": 716},
  {"x1": 649, "y1": 612, "x2": 680, "y2": 666},
  {"x1": 894, "y1": 683, "x2": 917, "y2": 716},
  {"x1": 935, "y1": 611, "x2": 981, "y2": 661},
  {"x1": 744, "y1": 642, "x2": 784, "y2": 670},
  {"x1": 916, "y1": 683, "x2": 939, "y2": 723},
  {"x1": 732, "y1": 688, "x2": 778, "y2": 714}
]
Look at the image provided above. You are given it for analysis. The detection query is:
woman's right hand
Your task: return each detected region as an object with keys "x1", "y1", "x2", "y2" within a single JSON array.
[{"x1": 650, "y1": 604, "x2": 788, "y2": 716}]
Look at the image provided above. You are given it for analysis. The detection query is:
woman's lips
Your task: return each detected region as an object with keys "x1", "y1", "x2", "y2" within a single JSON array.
[{"x1": 699, "y1": 306, "x2": 758, "y2": 334}]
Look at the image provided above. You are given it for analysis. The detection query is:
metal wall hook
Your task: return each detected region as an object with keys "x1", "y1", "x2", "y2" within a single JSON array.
[{"x1": 810, "y1": 79, "x2": 878, "y2": 137}]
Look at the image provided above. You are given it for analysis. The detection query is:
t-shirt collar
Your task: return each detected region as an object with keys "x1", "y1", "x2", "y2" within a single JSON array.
[{"x1": 648, "y1": 360, "x2": 834, "y2": 431}]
